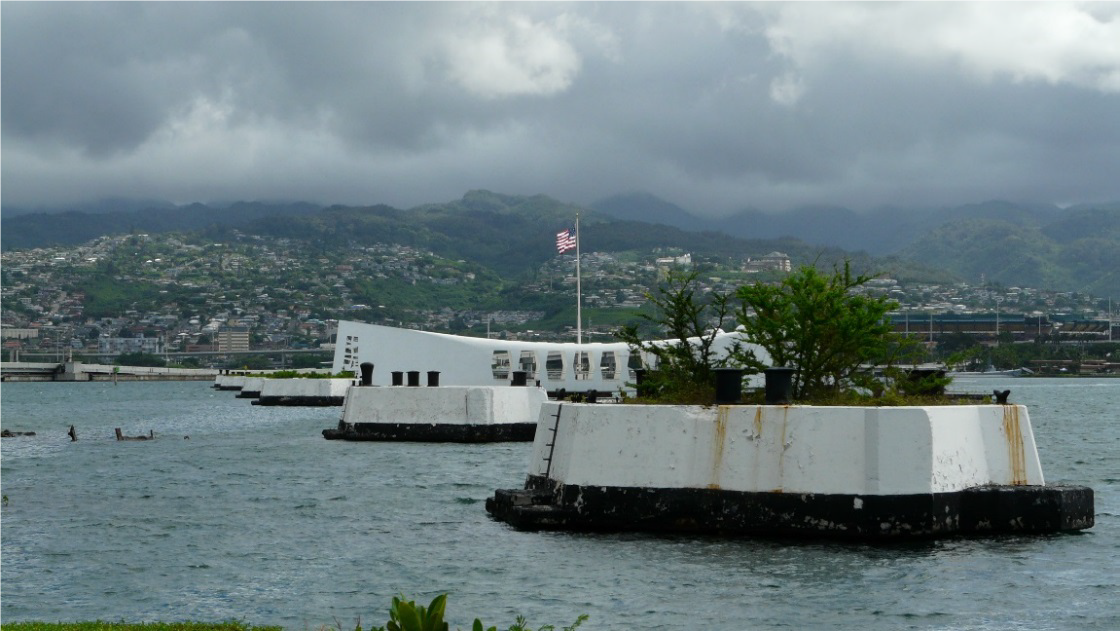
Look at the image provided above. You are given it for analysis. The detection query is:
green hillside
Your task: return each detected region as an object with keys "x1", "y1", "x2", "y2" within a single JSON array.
[
  {"x1": 899, "y1": 213, "x2": 1120, "y2": 296},
  {"x1": 5, "y1": 190, "x2": 1118, "y2": 297}
]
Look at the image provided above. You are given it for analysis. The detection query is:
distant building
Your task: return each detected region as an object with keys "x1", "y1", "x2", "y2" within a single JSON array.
[
  {"x1": 185, "y1": 344, "x2": 218, "y2": 353},
  {"x1": 889, "y1": 313, "x2": 1050, "y2": 341},
  {"x1": 743, "y1": 252, "x2": 791, "y2": 273},
  {"x1": 217, "y1": 327, "x2": 251, "y2": 353},
  {"x1": 4, "y1": 340, "x2": 23, "y2": 360},
  {"x1": 98, "y1": 334, "x2": 164, "y2": 355},
  {"x1": 655, "y1": 253, "x2": 692, "y2": 267}
]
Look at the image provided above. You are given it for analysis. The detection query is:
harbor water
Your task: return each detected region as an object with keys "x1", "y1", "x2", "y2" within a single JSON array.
[{"x1": 2, "y1": 378, "x2": 1117, "y2": 630}]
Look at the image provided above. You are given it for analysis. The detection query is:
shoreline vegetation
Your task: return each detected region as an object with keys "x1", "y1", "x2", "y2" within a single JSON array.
[
  {"x1": 241, "y1": 370, "x2": 355, "y2": 379},
  {"x1": 1, "y1": 594, "x2": 590, "y2": 631},
  {"x1": 0, "y1": 624, "x2": 281, "y2": 631},
  {"x1": 0, "y1": 616, "x2": 587, "y2": 631}
]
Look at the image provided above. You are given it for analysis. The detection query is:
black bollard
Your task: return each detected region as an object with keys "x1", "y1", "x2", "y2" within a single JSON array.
[
  {"x1": 994, "y1": 389, "x2": 1011, "y2": 404},
  {"x1": 634, "y1": 368, "x2": 648, "y2": 397},
  {"x1": 427, "y1": 371, "x2": 440, "y2": 387},
  {"x1": 764, "y1": 367, "x2": 796, "y2": 404},
  {"x1": 714, "y1": 368, "x2": 744, "y2": 404},
  {"x1": 360, "y1": 362, "x2": 374, "y2": 386},
  {"x1": 391, "y1": 371, "x2": 403, "y2": 386},
  {"x1": 407, "y1": 371, "x2": 420, "y2": 387},
  {"x1": 511, "y1": 370, "x2": 528, "y2": 387}
]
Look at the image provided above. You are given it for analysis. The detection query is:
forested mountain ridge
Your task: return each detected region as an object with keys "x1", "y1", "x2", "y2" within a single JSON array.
[
  {"x1": 1, "y1": 201, "x2": 322, "y2": 251},
  {"x1": 226, "y1": 192, "x2": 875, "y2": 280},
  {"x1": 4, "y1": 190, "x2": 1118, "y2": 296},
  {"x1": 4, "y1": 190, "x2": 875, "y2": 278},
  {"x1": 592, "y1": 195, "x2": 1120, "y2": 297}
]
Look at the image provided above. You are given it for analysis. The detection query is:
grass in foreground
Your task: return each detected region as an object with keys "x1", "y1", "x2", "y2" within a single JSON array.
[
  {"x1": 1, "y1": 595, "x2": 589, "y2": 631},
  {"x1": 0, "y1": 624, "x2": 281, "y2": 631}
]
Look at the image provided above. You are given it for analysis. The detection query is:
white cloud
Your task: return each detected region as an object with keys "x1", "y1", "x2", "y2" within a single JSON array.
[
  {"x1": 768, "y1": 72, "x2": 804, "y2": 107},
  {"x1": 436, "y1": 8, "x2": 585, "y2": 99},
  {"x1": 763, "y1": 3, "x2": 1120, "y2": 101},
  {"x1": 2, "y1": 3, "x2": 1117, "y2": 213}
]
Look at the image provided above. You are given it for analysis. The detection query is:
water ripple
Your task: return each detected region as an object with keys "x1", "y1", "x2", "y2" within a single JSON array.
[{"x1": 2, "y1": 379, "x2": 1118, "y2": 629}]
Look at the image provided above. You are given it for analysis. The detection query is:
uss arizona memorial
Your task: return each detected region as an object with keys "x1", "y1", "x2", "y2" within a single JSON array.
[
  {"x1": 291, "y1": 319, "x2": 1095, "y2": 538},
  {"x1": 330, "y1": 319, "x2": 769, "y2": 392}
]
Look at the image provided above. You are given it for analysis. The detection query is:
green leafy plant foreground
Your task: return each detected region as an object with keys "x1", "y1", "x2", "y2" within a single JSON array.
[{"x1": 362, "y1": 594, "x2": 588, "y2": 631}]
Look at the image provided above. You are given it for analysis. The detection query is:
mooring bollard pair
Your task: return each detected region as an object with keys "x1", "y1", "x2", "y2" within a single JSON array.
[
  {"x1": 713, "y1": 367, "x2": 794, "y2": 404},
  {"x1": 632, "y1": 367, "x2": 795, "y2": 404}
]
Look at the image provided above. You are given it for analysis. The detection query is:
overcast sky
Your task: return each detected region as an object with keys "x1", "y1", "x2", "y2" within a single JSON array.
[{"x1": 3, "y1": 2, "x2": 1119, "y2": 216}]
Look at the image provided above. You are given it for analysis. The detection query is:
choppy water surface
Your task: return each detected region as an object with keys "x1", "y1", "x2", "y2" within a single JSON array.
[{"x1": 2, "y1": 379, "x2": 1117, "y2": 630}]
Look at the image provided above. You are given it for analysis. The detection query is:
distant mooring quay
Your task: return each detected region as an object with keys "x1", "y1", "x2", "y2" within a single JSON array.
[{"x1": 0, "y1": 361, "x2": 218, "y2": 382}]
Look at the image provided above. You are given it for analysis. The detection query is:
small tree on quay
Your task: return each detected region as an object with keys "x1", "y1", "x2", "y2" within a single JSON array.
[
  {"x1": 616, "y1": 268, "x2": 733, "y2": 402},
  {"x1": 732, "y1": 261, "x2": 905, "y2": 400}
]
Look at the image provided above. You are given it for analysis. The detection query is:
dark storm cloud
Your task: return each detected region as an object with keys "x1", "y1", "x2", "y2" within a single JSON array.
[{"x1": 3, "y1": 2, "x2": 1118, "y2": 214}]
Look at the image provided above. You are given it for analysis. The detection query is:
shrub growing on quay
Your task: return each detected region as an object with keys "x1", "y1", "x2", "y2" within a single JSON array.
[
  {"x1": 615, "y1": 268, "x2": 733, "y2": 403},
  {"x1": 732, "y1": 260, "x2": 912, "y2": 401},
  {"x1": 619, "y1": 260, "x2": 939, "y2": 405}
]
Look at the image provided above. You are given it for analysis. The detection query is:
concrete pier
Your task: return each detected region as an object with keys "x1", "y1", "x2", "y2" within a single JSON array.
[
  {"x1": 324, "y1": 384, "x2": 547, "y2": 442},
  {"x1": 253, "y1": 378, "x2": 352, "y2": 406},
  {"x1": 487, "y1": 402, "x2": 1094, "y2": 539},
  {"x1": 235, "y1": 377, "x2": 266, "y2": 399},
  {"x1": 1, "y1": 361, "x2": 217, "y2": 382}
]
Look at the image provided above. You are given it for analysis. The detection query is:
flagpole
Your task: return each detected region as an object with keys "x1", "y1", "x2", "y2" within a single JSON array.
[{"x1": 576, "y1": 212, "x2": 583, "y2": 345}]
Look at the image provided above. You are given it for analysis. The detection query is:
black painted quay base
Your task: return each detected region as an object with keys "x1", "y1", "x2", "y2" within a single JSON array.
[
  {"x1": 485, "y1": 475, "x2": 1094, "y2": 540},
  {"x1": 252, "y1": 396, "x2": 345, "y2": 406},
  {"x1": 323, "y1": 420, "x2": 537, "y2": 443}
]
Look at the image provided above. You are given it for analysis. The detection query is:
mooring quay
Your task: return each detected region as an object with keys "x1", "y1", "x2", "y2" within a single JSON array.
[
  {"x1": 487, "y1": 399, "x2": 1095, "y2": 540},
  {"x1": 0, "y1": 361, "x2": 218, "y2": 382}
]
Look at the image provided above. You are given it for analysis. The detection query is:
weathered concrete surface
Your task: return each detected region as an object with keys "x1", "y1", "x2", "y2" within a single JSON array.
[
  {"x1": 323, "y1": 420, "x2": 536, "y2": 442},
  {"x1": 323, "y1": 385, "x2": 547, "y2": 442},
  {"x1": 485, "y1": 402, "x2": 1094, "y2": 539},
  {"x1": 235, "y1": 377, "x2": 266, "y2": 399},
  {"x1": 214, "y1": 375, "x2": 247, "y2": 390},
  {"x1": 253, "y1": 378, "x2": 352, "y2": 406},
  {"x1": 523, "y1": 403, "x2": 1046, "y2": 495},
  {"x1": 486, "y1": 477, "x2": 1093, "y2": 538}
]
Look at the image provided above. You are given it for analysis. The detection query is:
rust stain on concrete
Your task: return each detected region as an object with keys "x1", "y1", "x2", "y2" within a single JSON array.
[
  {"x1": 774, "y1": 406, "x2": 790, "y2": 493},
  {"x1": 709, "y1": 406, "x2": 730, "y2": 489},
  {"x1": 1003, "y1": 404, "x2": 1027, "y2": 485}
]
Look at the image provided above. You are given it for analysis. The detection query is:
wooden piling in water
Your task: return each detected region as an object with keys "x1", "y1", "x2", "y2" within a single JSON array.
[{"x1": 115, "y1": 428, "x2": 154, "y2": 441}]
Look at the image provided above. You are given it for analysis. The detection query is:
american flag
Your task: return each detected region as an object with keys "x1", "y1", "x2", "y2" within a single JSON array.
[{"x1": 556, "y1": 228, "x2": 577, "y2": 254}]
